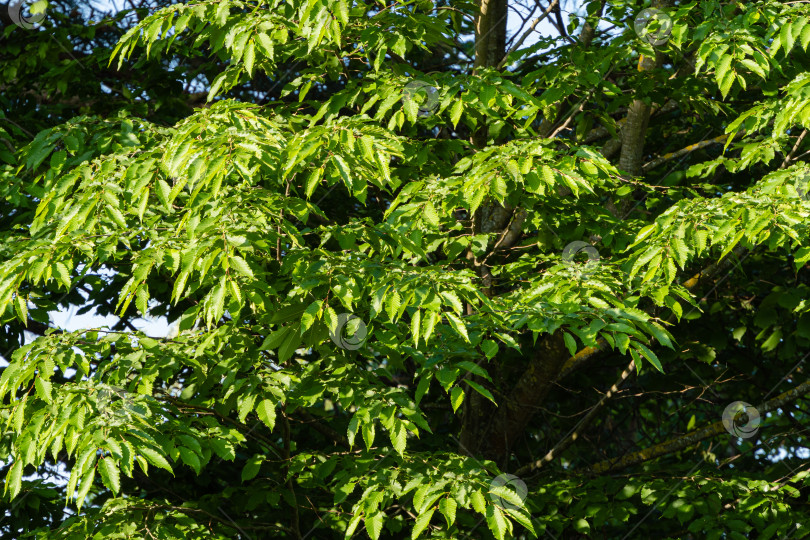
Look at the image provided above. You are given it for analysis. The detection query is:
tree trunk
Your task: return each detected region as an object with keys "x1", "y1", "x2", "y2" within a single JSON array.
[
  {"x1": 466, "y1": 0, "x2": 609, "y2": 468},
  {"x1": 618, "y1": 0, "x2": 670, "y2": 177},
  {"x1": 459, "y1": 0, "x2": 508, "y2": 457}
]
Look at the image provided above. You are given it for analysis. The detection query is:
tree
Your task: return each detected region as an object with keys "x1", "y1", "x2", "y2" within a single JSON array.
[{"x1": 2, "y1": 0, "x2": 810, "y2": 537}]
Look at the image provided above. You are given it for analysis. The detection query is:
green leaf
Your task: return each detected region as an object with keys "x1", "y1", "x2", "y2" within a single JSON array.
[
  {"x1": 241, "y1": 454, "x2": 263, "y2": 482},
  {"x1": 634, "y1": 342, "x2": 664, "y2": 372},
  {"x1": 75, "y1": 467, "x2": 95, "y2": 512},
  {"x1": 54, "y1": 262, "x2": 71, "y2": 288},
  {"x1": 13, "y1": 294, "x2": 28, "y2": 326},
  {"x1": 305, "y1": 167, "x2": 323, "y2": 198},
  {"x1": 35, "y1": 377, "x2": 52, "y2": 403},
  {"x1": 574, "y1": 518, "x2": 590, "y2": 534},
  {"x1": 646, "y1": 321, "x2": 674, "y2": 349},
  {"x1": 260, "y1": 326, "x2": 292, "y2": 351},
  {"x1": 423, "y1": 202, "x2": 440, "y2": 227},
  {"x1": 138, "y1": 446, "x2": 174, "y2": 474},
  {"x1": 178, "y1": 447, "x2": 201, "y2": 474},
  {"x1": 463, "y1": 379, "x2": 496, "y2": 405},
  {"x1": 445, "y1": 312, "x2": 469, "y2": 342},
  {"x1": 439, "y1": 497, "x2": 457, "y2": 528},
  {"x1": 347, "y1": 415, "x2": 359, "y2": 449},
  {"x1": 450, "y1": 386, "x2": 464, "y2": 413},
  {"x1": 229, "y1": 256, "x2": 253, "y2": 278},
  {"x1": 715, "y1": 55, "x2": 733, "y2": 85},
  {"x1": 256, "y1": 399, "x2": 277, "y2": 431},
  {"x1": 365, "y1": 510, "x2": 385, "y2": 540},
  {"x1": 5, "y1": 460, "x2": 22, "y2": 499},
  {"x1": 486, "y1": 505, "x2": 508, "y2": 540},
  {"x1": 504, "y1": 507, "x2": 536, "y2": 536},
  {"x1": 412, "y1": 507, "x2": 435, "y2": 539},
  {"x1": 471, "y1": 490, "x2": 487, "y2": 514},
  {"x1": 278, "y1": 325, "x2": 302, "y2": 362},
  {"x1": 209, "y1": 438, "x2": 236, "y2": 461},
  {"x1": 415, "y1": 375, "x2": 431, "y2": 405},
  {"x1": 99, "y1": 456, "x2": 121, "y2": 494},
  {"x1": 421, "y1": 310, "x2": 440, "y2": 343},
  {"x1": 390, "y1": 420, "x2": 407, "y2": 456},
  {"x1": 450, "y1": 99, "x2": 463, "y2": 128},
  {"x1": 345, "y1": 512, "x2": 363, "y2": 538},
  {"x1": 386, "y1": 290, "x2": 401, "y2": 323},
  {"x1": 331, "y1": 154, "x2": 352, "y2": 190},
  {"x1": 632, "y1": 224, "x2": 657, "y2": 246},
  {"x1": 156, "y1": 178, "x2": 171, "y2": 208},
  {"x1": 563, "y1": 332, "x2": 577, "y2": 355},
  {"x1": 481, "y1": 340, "x2": 499, "y2": 359},
  {"x1": 361, "y1": 420, "x2": 375, "y2": 451},
  {"x1": 411, "y1": 309, "x2": 422, "y2": 346},
  {"x1": 244, "y1": 39, "x2": 256, "y2": 76},
  {"x1": 440, "y1": 291, "x2": 463, "y2": 314}
]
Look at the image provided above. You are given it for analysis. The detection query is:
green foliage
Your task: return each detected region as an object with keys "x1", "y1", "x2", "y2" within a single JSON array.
[{"x1": 2, "y1": 0, "x2": 810, "y2": 538}]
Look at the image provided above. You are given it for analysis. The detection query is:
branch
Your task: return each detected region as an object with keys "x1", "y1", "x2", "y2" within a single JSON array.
[
  {"x1": 548, "y1": 0, "x2": 574, "y2": 43},
  {"x1": 618, "y1": 0, "x2": 672, "y2": 176},
  {"x1": 484, "y1": 332, "x2": 570, "y2": 464},
  {"x1": 583, "y1": 100, "x2": 679, "y2": 144},
  {"x1": 583, "y1": 378, "x2": 810, "y2": 474},
  {"x1": 298, "y1": 410, "x2": 349, "y2": 448},
  {"x1": 126, "y1": 503, "x2": 292, "y2": 533},
  {"x1": 479, "y1": 118, "x2": 744, "y2": 465},
  {"x1": 780, "y1": 128, "x2": 808, "y2": 169},
  {"x1": 642, "y1": 133, "x2": 731, "y2": 172},
  {"x1": 481, "y1": 207, "x2": 528, "y2": 265},
  {"x1": 515, "y1": 357, "x2": 636, "y2": 476},
  {"x1": 282, "y1": 406, "x2": 303, "y2": 540},
  {"x1": 557, "y1": 244, "x2": 748, "y2": 381},
  {"x1": 156, "y1": 393, "x2": 284, "y2": 454},
  {"x1": 495, "y1": 0, "x2": 558, "y2": 70}
]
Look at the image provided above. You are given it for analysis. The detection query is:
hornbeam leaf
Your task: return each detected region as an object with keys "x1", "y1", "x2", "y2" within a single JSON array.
[
  {"x1": 138, "y1": 446, "x2": 174, "y2": 474},
  {"x1": 99, "y1": 456, "x2": 121, "y2": 495},
  {"x1": 411, "y1": 507, "x2": 435, "y2": 539},
  {"x1": 256, "y1": 399, "x2": 277, "y2": 431}
]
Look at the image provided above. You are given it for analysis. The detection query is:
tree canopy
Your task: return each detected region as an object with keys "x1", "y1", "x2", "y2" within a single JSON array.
[{"x1": 2, "y1": 0, "x2": 810, "y2": 538}]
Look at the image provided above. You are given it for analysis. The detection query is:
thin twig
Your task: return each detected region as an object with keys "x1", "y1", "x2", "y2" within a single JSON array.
[
  {"x1": 780, "y1": 128, "x2": 808, "y2": 169},
  {"x1": 496, "y1": 0, "x2": 559, "y2": 69},
  {"x1": 516, "y1": 358, "x2": 636, "y2": 476}
]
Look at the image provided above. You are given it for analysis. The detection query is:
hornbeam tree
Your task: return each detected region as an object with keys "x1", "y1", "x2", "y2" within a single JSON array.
[{"x1": 2, "y1": 0, "x2": 810, "y2": 538}]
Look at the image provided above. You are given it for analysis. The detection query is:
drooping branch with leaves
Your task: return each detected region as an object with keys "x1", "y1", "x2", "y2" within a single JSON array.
[{"x1": 2, "y1": 0, "x2": 810, "y2": 538}]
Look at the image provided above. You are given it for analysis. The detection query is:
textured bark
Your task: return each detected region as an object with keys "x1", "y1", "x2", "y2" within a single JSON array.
[
  {"x1": 485, "y1": 332, "x2": 570, "y2": 468},
  {"x1": 618, "y1": 0, "x2": 670, "y2": 176},
  {"x1": 579, "y1": 0, "x2": 604, "y2": 48},
  {"x1": 618, "y1": 54, "x2": 657, "y2": 177},
  {"x1": 497, "y1": 0, "x2": 559, "y2": 69},
  {"x1": 474, "y1": 0, "x2": 507, "y2": 71},
  {"x1": 584, "y1": 379, "x2": 810, "y2": 474}
]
